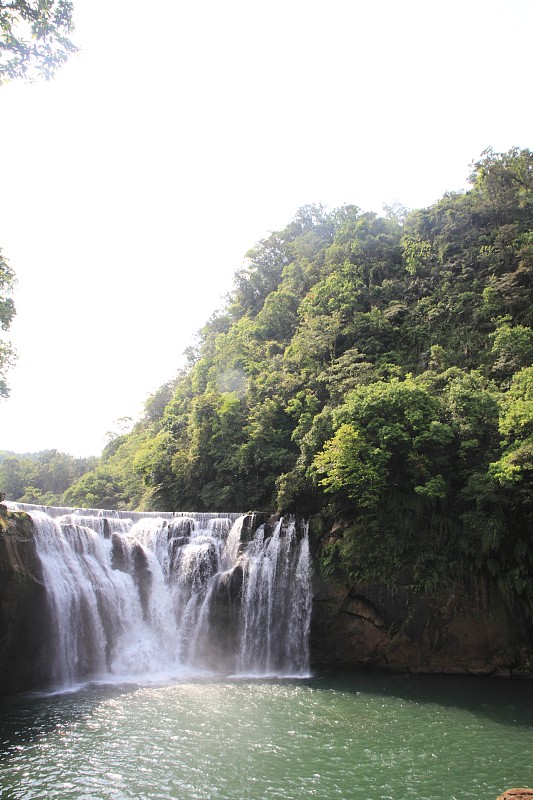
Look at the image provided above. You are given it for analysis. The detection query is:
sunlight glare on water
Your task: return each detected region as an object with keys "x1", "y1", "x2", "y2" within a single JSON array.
[{"x1": 0, "y1": 673, "x2": 532, "y2": 800}]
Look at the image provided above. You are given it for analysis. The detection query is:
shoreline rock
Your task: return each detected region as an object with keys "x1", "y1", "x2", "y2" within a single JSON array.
[
  {"x1": 0, "y1": 507, "x2": 49, "y2": 694},
  {"x1": 310, "y1": 574, "x2": 533, "y2": 677}
]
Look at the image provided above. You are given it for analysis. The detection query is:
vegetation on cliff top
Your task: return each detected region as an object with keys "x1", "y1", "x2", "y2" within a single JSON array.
[{"x1": 4, "y1": 148, "x2": 533, "y2": 597}]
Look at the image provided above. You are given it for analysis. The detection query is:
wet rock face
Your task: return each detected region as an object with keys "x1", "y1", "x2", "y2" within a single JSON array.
[
  {"x1": 111, "y1": 536, "x2": 154, "y2": 620},
  {"x1": 239, "y1": 513, "x2": 309, "y2": 550},
  {"x1": 214, "y1": 564, "x2": 244, "y2": 603},
  {"x1": 239, "y1": 512, "x2": 270, "y2": 544},
  {"x1": 111, "y1": 532, "x2": 128, "y2": 572},
  {"x1": 310, "y1": 573, "x2": 533, "y2": 676},
  {"x1": 192, "y1": 564, "x2": 245, "y2": 670},
  {"x1": 0, "y1": 508, "x2": 49, "y2": 694},
  {"x1": 308, "y1": 513, "x2": 533, "y2": 676},
  {"x1": 131, "y1": 543, "x2": 153, "y2": 621}
]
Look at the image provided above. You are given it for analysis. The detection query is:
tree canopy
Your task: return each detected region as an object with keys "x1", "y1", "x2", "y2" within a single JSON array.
[
  {"x1": 0, "y1": 0, "x2": 77, "y2": 82},
  {"x1": 0, "y1": 449, "x2": 97, "y2": 505}
]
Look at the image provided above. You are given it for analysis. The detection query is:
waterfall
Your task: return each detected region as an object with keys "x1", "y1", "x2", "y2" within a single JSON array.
[
  {"x1": 239, "y1": 518, "x2": 311, "y2": 675},
  {"x1": 9, "y1": 505, "x2": 312, "y2": 688}
]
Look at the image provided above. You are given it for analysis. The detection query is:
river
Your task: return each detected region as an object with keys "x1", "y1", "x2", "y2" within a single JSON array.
[{"x1": 1, "y1": 672, "x2": 531, "y2": 800}]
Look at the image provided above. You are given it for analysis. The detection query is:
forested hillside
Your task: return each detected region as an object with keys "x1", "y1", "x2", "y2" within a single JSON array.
[
  {"x1": 0, "y1": 450, "x2": 98, "y2": 505},
  {"x1": 10, "y1": 148, "x2": 533, "y2": 597}
]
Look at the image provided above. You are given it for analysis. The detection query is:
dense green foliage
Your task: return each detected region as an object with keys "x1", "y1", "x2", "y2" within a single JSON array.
[
  {"x1": 0, "y1": 449, "x2": 97, "y2": 505},
  {"x1": 0, "y1": 0, "x2": 77, "y2": 82},
  {"x1": 9, "y1": 148, "x2": 533, "y2": 597}
]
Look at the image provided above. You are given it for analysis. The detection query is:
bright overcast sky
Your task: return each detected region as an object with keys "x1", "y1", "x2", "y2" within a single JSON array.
[{"x1": 1, "y1": 0, "x2": 532, "y2": 457}]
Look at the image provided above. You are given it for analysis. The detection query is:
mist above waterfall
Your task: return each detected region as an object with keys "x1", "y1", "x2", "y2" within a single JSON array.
[{"x1": 14, "y1": 505, "x2": 312, "y2": 690}]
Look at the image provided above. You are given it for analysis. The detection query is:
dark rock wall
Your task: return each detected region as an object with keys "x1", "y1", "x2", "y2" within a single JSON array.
[
  {"x1": 0, "y1": 507, "x2": 48, "y2": 694},
  {"x1": 311, "y1": 574, "x2": 533, "y2": 676}
]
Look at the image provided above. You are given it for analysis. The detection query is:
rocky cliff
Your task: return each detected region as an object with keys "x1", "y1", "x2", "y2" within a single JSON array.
[
  {"x1": 0, "y1": 506, "x2": 48, "y2": 694},
  {"x1": 311, "y1": 572, "x2": 533, "y2": 676}
]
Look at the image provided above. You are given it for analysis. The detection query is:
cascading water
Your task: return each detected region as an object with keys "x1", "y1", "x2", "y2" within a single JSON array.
[
  {"x1": 9, "y1": 505, "x2": 312, "y2": 689},
  {"x1": 239, "y1": 518, "x2": 311, "y2": 675}
]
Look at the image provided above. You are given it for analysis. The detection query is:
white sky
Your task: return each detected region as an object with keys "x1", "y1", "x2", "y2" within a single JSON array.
[{"x1": 1, "y1": 0, "x2": 532, "y2": 457}]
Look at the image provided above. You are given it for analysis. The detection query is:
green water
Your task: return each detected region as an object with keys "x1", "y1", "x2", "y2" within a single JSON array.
[{"x1": 0, "y1": 673, "x2": 531, "y2": 800}]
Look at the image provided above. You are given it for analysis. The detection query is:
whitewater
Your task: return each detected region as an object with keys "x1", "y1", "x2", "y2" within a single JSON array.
[{"x1": 7, "y1": 505, "x2": 312, "y2": 690}]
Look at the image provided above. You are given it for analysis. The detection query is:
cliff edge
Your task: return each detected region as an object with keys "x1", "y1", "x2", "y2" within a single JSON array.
[{"x1": 0, "y1": 506, "x2": 47, "y2": 694}]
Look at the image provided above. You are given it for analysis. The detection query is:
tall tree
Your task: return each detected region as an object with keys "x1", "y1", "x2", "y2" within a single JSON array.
[
  {"x1": 0, "y1": 0, "x2": 77, "y2": 82},
  {"x1": 0, "y1": 2, "x2": 77, "y2": 394}
]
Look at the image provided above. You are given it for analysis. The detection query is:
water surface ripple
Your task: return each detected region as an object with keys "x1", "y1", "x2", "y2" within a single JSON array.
[{"x1": 1, "y1": 673, "x2": 531, "y2": 800}]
